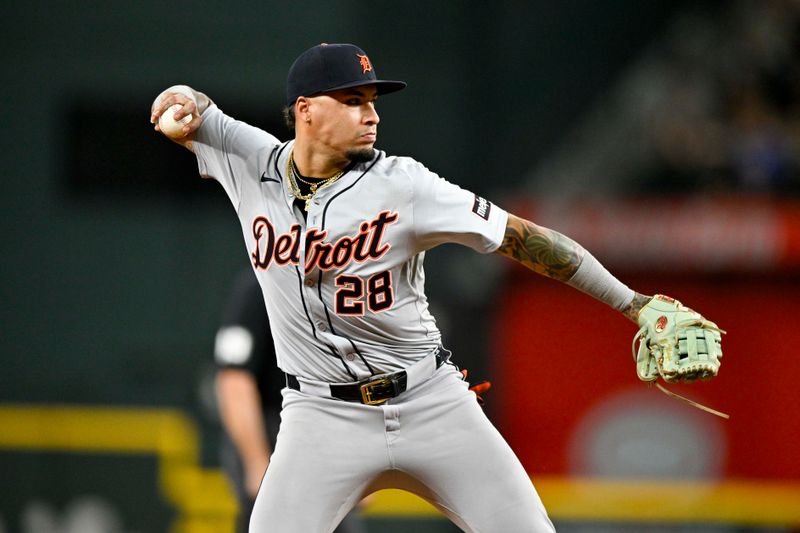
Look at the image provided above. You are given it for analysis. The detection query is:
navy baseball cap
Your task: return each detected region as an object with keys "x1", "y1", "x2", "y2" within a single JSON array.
[{"x1": 286, "y1": 43, "x2": 406, "y2": 105}]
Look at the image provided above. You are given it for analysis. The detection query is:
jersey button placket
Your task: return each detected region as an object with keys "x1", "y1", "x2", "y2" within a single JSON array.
[{"x1": 304, "y1": 278, "x2": 315, "y2": 288}]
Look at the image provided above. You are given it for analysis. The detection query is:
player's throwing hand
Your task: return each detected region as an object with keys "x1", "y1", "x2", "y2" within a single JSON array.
[{"x1": 150, "y1": 85, "x2": 208, "y2": 147}]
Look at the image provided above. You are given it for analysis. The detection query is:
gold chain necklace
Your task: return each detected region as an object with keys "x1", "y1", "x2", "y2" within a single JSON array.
[{"x1": 286, "y1": 151, "x2": 345, "y2": 211}]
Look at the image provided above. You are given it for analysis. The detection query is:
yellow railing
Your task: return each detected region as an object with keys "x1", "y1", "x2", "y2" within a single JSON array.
[
  {"x1": 2, "y1": 404, "x2": 799, "y2": 528},
  {"x1": 363, "y1": 478, "x2": 800, "y2": 526},
  {"x1": 0, "y1": 404, "x2": 237, "y2": 533}
]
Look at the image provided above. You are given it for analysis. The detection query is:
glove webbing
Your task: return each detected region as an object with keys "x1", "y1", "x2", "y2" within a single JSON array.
[
  {"x1": 632, "y1": 319, "x2": 729, "y2": 419},
  {"x1": 632, "y1": 319, "x2": 726, "y2": 361}
]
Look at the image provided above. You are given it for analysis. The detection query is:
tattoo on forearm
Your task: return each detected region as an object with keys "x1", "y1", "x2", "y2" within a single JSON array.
[
  {"x1": 622, "y1": 293, "x2": 651, "y2": 322},
  {"x1": 496, "y1": 215, "x2": 584, "y2": 281}
]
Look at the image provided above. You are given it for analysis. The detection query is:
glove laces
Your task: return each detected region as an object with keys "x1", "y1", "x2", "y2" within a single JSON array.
[
  {"x1": 632, "y1": 320, "x2": 729, "y2": 419},
  {"x1": 652, "y1": 382, "x2": 729, "y2": 419}
]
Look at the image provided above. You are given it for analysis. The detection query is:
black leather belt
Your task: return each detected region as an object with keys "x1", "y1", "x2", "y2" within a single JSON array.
[{"x1": 286, "y1": 347, "x2": 451, "y2": 405}]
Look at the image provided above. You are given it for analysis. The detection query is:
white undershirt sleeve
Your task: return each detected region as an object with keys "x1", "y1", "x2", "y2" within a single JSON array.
[{"x1": 566, "y1": 251, "x2": 635, "y2": 311}]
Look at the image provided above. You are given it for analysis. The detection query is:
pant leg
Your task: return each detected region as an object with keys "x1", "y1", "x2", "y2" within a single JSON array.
[
  {"x1": 249, "y1": 389, "x2": 388, "y2": 533},
  {"x1": 391, "y1": 365, "x2": 556, "y2": 533}
]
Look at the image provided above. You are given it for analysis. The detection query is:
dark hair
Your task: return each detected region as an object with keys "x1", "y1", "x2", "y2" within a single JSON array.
[{"x1": 282, "y1": 105, "x2": 295, "y2": 131}]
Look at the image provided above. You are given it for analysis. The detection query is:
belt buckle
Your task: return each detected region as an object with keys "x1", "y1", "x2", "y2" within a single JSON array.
[{"x1": 360, "y1": 376, "x2": 394, "y2": 405}]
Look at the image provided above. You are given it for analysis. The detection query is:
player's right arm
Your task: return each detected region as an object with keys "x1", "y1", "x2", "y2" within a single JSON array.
[{"x1": 149, "y1": 85, "x2": 281, "y2": 209}]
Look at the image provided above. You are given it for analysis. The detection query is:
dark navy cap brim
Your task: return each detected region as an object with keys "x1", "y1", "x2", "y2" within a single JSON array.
[
  {"x1": 290, "y1": 79, "x2": 406, "y2": 104},
  {"x1": 323, "y1": 79, "x2": 407, "y2": 96}
]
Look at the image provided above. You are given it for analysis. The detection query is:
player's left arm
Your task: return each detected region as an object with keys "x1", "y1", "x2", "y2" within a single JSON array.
[
  {"x1": 497, "y1": 214, "x2": 726, "y2": 392},
  {"x1": 495, "y1": 213, "x2": 650, "y2": 322}
]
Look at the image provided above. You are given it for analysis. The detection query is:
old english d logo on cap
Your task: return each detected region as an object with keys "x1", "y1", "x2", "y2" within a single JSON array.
[{"x1": 357, "y1": 54, "x2": 373, "y2": 74}]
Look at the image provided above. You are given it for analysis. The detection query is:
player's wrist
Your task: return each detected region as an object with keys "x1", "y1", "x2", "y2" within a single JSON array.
[
  {"x1": 566, "y1": 251, "x2": 635, "y2": 312},
  {"x1": 621, "y1": 293, "x2": 651, "y2": 323}
]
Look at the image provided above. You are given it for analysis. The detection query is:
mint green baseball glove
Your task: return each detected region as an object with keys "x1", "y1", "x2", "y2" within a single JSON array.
[{"x1": 632, "y1": 295, "x2": 725, "y2": 383}]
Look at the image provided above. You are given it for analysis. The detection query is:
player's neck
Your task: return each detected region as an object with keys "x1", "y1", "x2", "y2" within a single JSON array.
[{"x1": 291, "y1": 141, "x2": 348, "y2": 179}]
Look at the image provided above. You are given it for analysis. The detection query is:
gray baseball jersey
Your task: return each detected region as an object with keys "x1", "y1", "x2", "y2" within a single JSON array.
[
  {"x1": 194, "y1": 105, "x2": 508, "y2": 383},
  {"x1": 191, "y1": 104, "x2": 555, "y2": 533}
]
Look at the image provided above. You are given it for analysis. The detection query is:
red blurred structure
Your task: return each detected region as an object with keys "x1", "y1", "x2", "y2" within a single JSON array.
[{"x1": 493, "y1": 198, "x2": 800, "y2": 482}]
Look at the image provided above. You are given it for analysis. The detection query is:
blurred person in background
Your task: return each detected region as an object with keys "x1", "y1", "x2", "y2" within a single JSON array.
[
  {"x1": 649, "y1": 0, "x2": 800, "y2": 194},
  {"x1": 214, "y1": 268, "x2": 366, "y2": 533},
  {"x1": 527, "y1": 0, "x2": 800, "y2": 198}
]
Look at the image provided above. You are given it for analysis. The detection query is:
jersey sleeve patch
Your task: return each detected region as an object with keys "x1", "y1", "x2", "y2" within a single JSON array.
[
  {"x1": 472, "y1": 195, "x2": 492, "y2": 221},
  {"x1": 214, "y1": 326, "x2": 254, "y2": 365}
]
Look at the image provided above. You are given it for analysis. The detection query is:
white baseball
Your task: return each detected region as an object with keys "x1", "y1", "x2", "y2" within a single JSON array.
[{"x1": 158, "y1": 103, "x2": 193, "y2": 138}]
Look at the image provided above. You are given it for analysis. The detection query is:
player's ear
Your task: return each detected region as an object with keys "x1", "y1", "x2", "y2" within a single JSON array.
[{"x1": 296, "y1": 97, "x2": 311, "y2": 124}]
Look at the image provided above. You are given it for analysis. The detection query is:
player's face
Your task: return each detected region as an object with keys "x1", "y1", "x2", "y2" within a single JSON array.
[{"x1": 308, "y1": 85, "x2": 380, "y2": 161}]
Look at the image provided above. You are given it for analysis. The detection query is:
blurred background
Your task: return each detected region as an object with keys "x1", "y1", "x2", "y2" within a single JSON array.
[{"x1": 1, "y1": 0, "x2": 799, "y2": 532}]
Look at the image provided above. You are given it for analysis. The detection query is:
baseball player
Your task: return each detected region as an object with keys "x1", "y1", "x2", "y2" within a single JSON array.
[
  {"x1": 150, "y1": 43, "x2": 654, "y2": 532},
  {"x1": 214, "y1": 268, "x2": 366, "y2": 533}
]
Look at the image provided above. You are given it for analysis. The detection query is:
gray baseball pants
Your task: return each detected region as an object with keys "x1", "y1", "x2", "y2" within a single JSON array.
[{"x1": 249, "y1": 364, "x2": 555, "y2": 532}]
